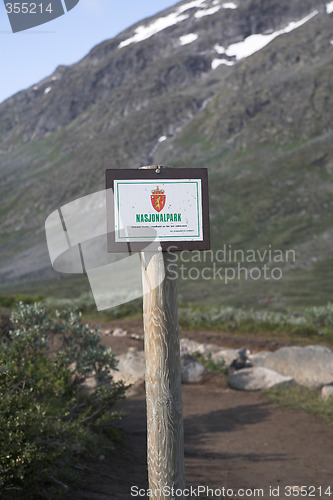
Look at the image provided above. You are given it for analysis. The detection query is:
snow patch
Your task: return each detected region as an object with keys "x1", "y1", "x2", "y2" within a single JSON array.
[
  {"x1": 119, "y1": 11, "x2": 189, "y2": 48},
  {"x1": 179, "y1": 33, "x2": 198, "y2": 45},
  {"x1": 177, "y1": 0, "x2": 206, "y2": 14},
  {"x1": 225, "y1": 10, "x2": 318, "y2": 60},
  {"x1": 195, "y1": 5, "x2": 221, "y2": 17},
  {"x1": 326, "y1": 1, "x2": 333, "y2": 14},
  {"x1": 222, "y1": 2, "x2": 237, "y2": 9},
  {"x1": 44, "y1": 87, "x2": 52, "y2": 95},
  {"x1": 214, "y1": 44, "x2": 226, "y2": 54},
  {"x1": 212, "y1": 58, "x2": 235, "y2": 69}
]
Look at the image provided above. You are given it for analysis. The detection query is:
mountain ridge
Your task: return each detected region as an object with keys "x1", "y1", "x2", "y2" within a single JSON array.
[{"x1": 0, "y1": 0, "x2": 332, "y2": 308}]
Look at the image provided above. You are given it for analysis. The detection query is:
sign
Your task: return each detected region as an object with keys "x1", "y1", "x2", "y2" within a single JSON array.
[{"x1": 106, "y1": 167, "x2": 210, "y2": 252}]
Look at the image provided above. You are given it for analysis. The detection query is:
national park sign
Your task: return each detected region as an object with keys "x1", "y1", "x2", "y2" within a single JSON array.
[{"x1": 106, "y1": 167, "x2": 210, "y2": 252}]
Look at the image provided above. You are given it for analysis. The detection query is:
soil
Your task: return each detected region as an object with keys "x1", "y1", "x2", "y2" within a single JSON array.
[{"x1": 72, "y1": 319, "x2": 333, "y2": 500}]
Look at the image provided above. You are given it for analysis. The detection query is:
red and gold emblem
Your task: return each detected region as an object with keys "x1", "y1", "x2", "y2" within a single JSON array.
[{"x1": 151, "y1": 186, "x2": 166, "y2": 212}]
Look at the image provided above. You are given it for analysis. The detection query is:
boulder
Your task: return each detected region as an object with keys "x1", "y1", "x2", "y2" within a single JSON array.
[
  {"x1": 180, "y1": 338, "x2": 220, "y2": 356},
  {"x1": 213, "y1": 347, "x2": 252, "y2": 370},
  {"x1": 212, "y1": 348, "x2": 240, "y2": 366},
  {"x1": 113, "y1": 350, "x2": 145, "y2": 384},
  {"x1": 112, "y1": 328, "x2": 127, "y2": 337},
  {"x1": 321, "y1": 385, "x2": 333, "y2": 401},
  {"x1": 228, "y1": 367, "x2": 295, "y2": 391},
  {"x1": 114, "y1": 350, "x2": 207, "y2": 385},
  {"x1": 250, "y1": 345, "x2": 333, "y2": 388},
  {"x1": 180, "y1": 354, "x2": 207, "y2": 384}
]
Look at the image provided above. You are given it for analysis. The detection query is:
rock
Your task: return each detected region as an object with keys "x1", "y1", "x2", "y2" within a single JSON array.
[
  {"x1": 212, "y1": 347, "x2": 252, "y2": 370},
  {"x1": 102, "y1": 328, "x2": 112, "y2": 335},
  {"x1": 251, "y1": 345, "x2": 333, "y2": 388},
  {"x1": 180, "y1": 354, "x2": 207, "y2": 384},
  {"x1": 130, "y1": 334, "x2": 144, "y2": 341},
  {"x1": 321, "y1": 385, "x2": 333, "y2": 401},
  {"x1": 113, "y1": 349, "x2": 207, "y2": 385},
  {"x1": 228, "y1": 367, "x2": 295, "y2": 391},
  {"x1": 249, "y1": 351, "x2": 270, "y2": 363},
  {"x1": 180, "y1": 338, "x2": 211, "y2": 355},
  {"x1": 113, "y1": 350, "x2": 145, "y2": 384},
  {"x1": 212, "y1": 348, "x2": 240, "y2": 366},
  {"x1": 112, "y1": 328, "x2": 127, "y2": 337}
]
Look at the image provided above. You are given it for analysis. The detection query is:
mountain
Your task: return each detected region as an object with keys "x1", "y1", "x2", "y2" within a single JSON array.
[{"x1": 0, "y1": 0, "x2": 332, "y2": 309}]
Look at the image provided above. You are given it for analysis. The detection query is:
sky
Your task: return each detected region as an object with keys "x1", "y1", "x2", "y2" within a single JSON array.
[{"x1": 0, "y1": 0, "x2": 178, "y2": 104}]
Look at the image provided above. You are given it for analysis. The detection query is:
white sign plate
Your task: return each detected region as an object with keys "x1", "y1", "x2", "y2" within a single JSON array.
[{"x1": 114, "y1": 179, "x2": 203, "y2": 242}]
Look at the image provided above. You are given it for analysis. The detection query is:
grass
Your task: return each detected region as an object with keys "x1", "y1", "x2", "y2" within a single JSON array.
[
  {"x1": 265, "y1": 385, "x2": 333, "y2": 425},
  {"x1": 178, "y1": 303, "x2": 333, "y2": 347}
]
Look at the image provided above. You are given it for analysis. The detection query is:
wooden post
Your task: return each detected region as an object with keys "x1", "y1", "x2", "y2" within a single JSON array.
[{"x1": 140, "y1": 166, "x2": 185, "y2": 499}]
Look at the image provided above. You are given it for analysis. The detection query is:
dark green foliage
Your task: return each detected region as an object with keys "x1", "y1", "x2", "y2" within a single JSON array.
[
  {"x1": 0, "y1": 294, "x2": 44, "y2": 309},
  {"x1": 0, "y1": 303, "x2": 127, "y2": 498}
]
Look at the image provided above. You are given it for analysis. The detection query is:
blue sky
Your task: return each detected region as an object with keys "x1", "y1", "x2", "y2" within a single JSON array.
[{"x1": 0, "y1": 0, "x2": 177, "y2": 104}]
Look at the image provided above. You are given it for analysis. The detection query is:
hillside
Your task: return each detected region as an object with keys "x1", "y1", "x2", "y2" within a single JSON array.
[{"x1": 0, "y1": 0, "x2": 332, "y2": 309}]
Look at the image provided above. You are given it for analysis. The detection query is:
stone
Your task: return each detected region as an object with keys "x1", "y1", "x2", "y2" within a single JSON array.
[
  {"x1": 212, "y1": 347, "x2": 252, "y2": 370},
  {"x1": 212, "y1": 348, "x2": 240, "y2": 366},
  {"x1": 228, "y1": 367, "x2": 295, "y2": 391},
  {"x1": 113, "y1": 350, "x2": 145, "y2": 385},
  {"x1": 180, "y1": 338, "x2": 211, "y2": 355},
  {"x1": 251, "y1": 345, "x2": 333, "y2": 388},
  {"x1": 180, "y1": 354, "x2": 207, "y2": 384},
  {"x1": 321, "y1": 385, "x2": 333, "y2": 401},
  {"x1": 112, "y1": 328, "x2": 127, "y2": 337}
]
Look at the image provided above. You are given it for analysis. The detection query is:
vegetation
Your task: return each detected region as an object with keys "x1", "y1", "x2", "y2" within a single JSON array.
[
  {"x1": 0, "y1": 303, "x2": 127, "y2": 499},
  {"x1": 178, "y1": 303, "x2": 333, "y2": 346},
  {"x1": 192, "y1": 351, "x2": 227, "y2": 379},
  {"x1": 266, "y1": 385, "x2": 333, "y2": 425}
]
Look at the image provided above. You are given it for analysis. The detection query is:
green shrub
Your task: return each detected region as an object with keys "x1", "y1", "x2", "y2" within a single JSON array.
[
  {"x1": 178, "y1": 303, "x2": 333, "y2": 344},
  {"x1": 0, "y1": 294, "x2": 44, "y2": 309},
  {"x1": 0, "y1": 302, "x2": 127, "y2": 498}
]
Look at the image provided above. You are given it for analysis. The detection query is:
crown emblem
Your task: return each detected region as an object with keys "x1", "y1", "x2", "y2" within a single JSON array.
[{"x1": 151, "y1": 186, "x2": 165, "y2": 195}]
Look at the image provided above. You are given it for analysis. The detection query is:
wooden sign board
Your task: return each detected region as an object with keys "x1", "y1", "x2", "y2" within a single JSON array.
[{"x1": 106, "y1": 167, "x2": 210, "y2": 252}]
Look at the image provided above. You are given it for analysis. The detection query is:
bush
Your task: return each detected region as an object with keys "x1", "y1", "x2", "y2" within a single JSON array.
[
  {"x1": 178, "y1": 303, "x2": 333, "y2": 344},
  {"x1": 0, "y1": 302, "x2": 127, "y2": 498}
]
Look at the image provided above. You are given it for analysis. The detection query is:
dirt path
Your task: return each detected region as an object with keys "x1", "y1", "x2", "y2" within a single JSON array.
[{"x1": 74, "y1": 320, "x2": 333, "y2": 499}]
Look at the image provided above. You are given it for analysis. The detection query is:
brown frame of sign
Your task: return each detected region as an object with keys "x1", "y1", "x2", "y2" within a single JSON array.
[{"x1": 105, "y1": 167, "x2": 210, "y2": 252}]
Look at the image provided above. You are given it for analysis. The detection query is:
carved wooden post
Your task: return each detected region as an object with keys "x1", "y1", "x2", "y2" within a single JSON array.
[{"x1": 141, "y1": 166, "x2": 185, "y2": 499}]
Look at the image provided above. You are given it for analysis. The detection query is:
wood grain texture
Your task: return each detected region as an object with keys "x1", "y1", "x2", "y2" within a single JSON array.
[{"x1": 141, "y1": 249, "x2": 185, "y2": 499}]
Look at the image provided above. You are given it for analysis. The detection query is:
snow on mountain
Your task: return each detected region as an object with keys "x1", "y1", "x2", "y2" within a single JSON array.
[
  {"x1": 179, "y1": 33, "x2": 199, "y2": 45},
  {"x1": 225, "y1": 10, "x2": 319, "y2": 61}
]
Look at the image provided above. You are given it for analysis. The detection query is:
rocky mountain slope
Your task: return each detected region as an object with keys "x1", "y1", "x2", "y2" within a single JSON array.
[{"x1": 0, "y1": 0, "x2": 332, "y2": 308}]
